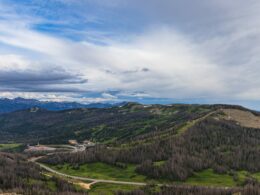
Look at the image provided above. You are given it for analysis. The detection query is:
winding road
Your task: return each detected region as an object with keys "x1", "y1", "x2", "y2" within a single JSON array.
[
  {"x1": 35, "y1": 161, "x2": 235, "y2": 191},
  {"x1": 29, "y1": 155, "x2": 236, "y2": 192},
  {"x1": 31, "y1": 158, "x2": 147, "y2": 186}
]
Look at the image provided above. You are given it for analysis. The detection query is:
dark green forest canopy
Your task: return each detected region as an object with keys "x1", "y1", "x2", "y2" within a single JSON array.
[
  {"x1": 0, "y1": 152, "x2": 84, "y2": 194},
  {"x1": 39, "y1": 104, "x2": 260, "y2": 182},
  {"x1": 0, "y1": 103, "x2": 253, "y2": 144},
  {"x1": 1, "y1": 103, "x2": 260, "y2": 194}
]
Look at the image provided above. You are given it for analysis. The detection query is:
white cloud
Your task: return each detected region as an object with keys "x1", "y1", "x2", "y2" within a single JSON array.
[
  {"x1": 0, "y1": 54, "x2": 31, "y2": 70},
  {"x1": 0, "y1": 91, "x2": 116, "y2": 103},
  {"x1": 0, "y1": 24, "x2": 226, "y2": 99},
  {"x1": 1, "y1": 0, "x2": 260, "y2": 104}
]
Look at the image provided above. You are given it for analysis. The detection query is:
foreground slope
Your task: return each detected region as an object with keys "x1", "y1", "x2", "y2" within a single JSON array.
[
  {"x1": 1, "y1": 103, "x2": 260, "y2": 194},
  {"x1": 1, "y1": 150, "x2": 260, "y2": 195},
  {"x1": 41, "y1": 104, "x2": 260, "y2": 186},
  {"x1": 0, "y1": 152, "x2": 84, "y2": 194}
]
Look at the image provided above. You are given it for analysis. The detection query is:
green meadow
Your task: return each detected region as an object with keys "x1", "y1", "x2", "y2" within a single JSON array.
[
  {"x1": 47, "y1": 163, "x2": 260, "y2": 189},
  {"x1": 88, "y1": 183, "x2": 140, "y2": 195},
  {"x1": 0, "y1": 143, "x2": 21, "y2": 151},
  {"x1": 49, "y1": 162, "x2": 147, "y2": 182}
]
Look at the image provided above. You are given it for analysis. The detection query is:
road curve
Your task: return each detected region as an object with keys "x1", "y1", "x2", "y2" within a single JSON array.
[
  {"x1": 36, "y1": 162, "x2": 147, "y2": 186},
  {"x1": 31, "y1": 158, "x2": 235, "y2": 191}
]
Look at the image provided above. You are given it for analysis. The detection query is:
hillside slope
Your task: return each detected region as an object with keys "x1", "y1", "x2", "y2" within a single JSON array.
[
  {"x1": 1, "y1": 103, "x2": 260, "y2": 192},
  {"x1": 0, "y1": 152, "x2": 84, "y2": 194},
  {"x1": 42, "y1": 105, "x2": 260, "y2": 184},
  {"x1": 0, "y1": 103, "x2": 255, "y2": 145}
]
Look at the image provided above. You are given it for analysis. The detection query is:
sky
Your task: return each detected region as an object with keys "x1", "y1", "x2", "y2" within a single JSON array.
[{"x1": 1, "y1": 0, "x2": 260, "y2": 109}]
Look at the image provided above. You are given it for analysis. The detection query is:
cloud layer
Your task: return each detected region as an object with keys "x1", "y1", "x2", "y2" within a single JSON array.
[{"x1": 1, "y1": 0, "x2": 260, "y2": 108}]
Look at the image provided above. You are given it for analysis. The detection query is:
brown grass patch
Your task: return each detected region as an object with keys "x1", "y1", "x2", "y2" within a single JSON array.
[{"x1": 222, "y1": 109, "x2": 260, "y2": 128}]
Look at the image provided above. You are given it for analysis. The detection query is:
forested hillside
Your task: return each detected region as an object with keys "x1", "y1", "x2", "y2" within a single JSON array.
[
  {"x1": 42, "y1": 115, "x2": 260, "y2": 180},
  {"x1": 40, "y1": 105, "x2": 260, "y2": 185},
  {"x1": 115, "y1": 184, "x2": 260, "y2": 195},
  {"x1": 0, "y1": 103, "x2": 250, "y2": 144},
  {"x1": 0, "y1": 152, "x2": 84, "y2": 194},
  {"x1": 1, "y1": 103, "x2": 260, "y2": 194}
]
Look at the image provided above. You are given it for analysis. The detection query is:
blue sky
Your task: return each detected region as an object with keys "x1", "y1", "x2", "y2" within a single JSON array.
[{"x1": 1, "y1": 0, "x2": 260, "y2": 110}]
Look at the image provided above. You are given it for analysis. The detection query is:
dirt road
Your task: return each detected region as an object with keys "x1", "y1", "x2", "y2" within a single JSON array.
[{"x1": 34, "y1": 161, "x2": 147, "y2": 186}]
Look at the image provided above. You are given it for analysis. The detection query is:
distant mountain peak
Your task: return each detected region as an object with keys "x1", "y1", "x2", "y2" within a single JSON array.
[
  {"x1": 0, "y1": 97, "x2": 125, "y2": 114},
  {"x1": 14, "y1": 97, "x2": 27, "y2": 100},
  {"x1": 13, "y1": 97, "x2": 39, "y2": 103}
]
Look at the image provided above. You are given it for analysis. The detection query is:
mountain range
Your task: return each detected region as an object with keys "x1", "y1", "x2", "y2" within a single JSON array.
[{"x1": 0, "y1": 97, "x2": 123, "y2": 113}]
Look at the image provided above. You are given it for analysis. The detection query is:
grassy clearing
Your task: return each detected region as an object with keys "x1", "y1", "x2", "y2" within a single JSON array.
[
  {"x1": 47, "y1": 163, "x2": 260, "y2": 188},
  {"x1": 185, "y1": 169, "x2": 260, "y2": 187},
  {"x1": 0, "y1": 143, "x2": 21, "y2": 151},
  {"x1": 46, "y1": 180, "x2": 57, "y2": 191},
  {"x1": 49, "y1": 162, "x2": 147, "y2": 182},
  {"x1": 176, "y1": 111, "x2": 216, "y2": 136},
  {"x1": 176, "y1": 121, "x2": 196, "y2": 135},
  {"x1": 185, "y1": 169, "x2": 236, "y2": 187},
  {"x1": 253, "y1": 172, "x2": 260, "y2": 181},
  {"x1": 26, "y1": 177, "x2": 57, "y2": 192},
  {"x1": 236, "y1": 171, "x2": 249, "y2": 186},
  {"x1": 42, "y1": 170, "x2": 140, "y2": 194},
  {"x1": 153, "y1": 161, "x2": 166, "y2": 167},
  {"x1": 88, "y1": 183, "x2": 139, "y2": 195}
]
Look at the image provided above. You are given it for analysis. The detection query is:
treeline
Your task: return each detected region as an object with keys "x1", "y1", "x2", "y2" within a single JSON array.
[
  {"x1": 136, "y1": 117, "x2": 260, "y2": 180},
  {"x1": 116, "y1": 184, "x2": 260, "y2": 195},
  {"x1": 41, "y1": 115, "x2": 260, "y2": 182},
  {"x1": 0, "y1": 103, "x2": 215, "y2": 144},
  {"x1": 0, "y1": 152, "x2": 86, "y2": 194}
]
